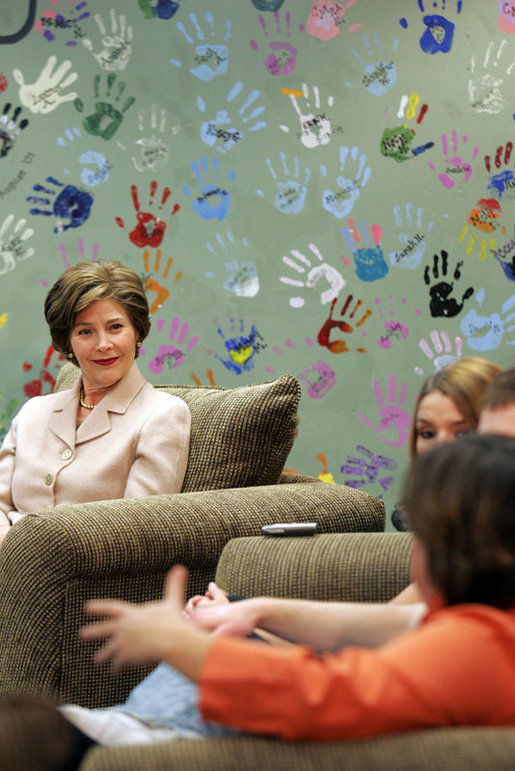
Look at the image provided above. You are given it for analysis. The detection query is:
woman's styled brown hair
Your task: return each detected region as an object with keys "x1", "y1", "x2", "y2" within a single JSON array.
[
  {"x1": 44, "y1": 261, "x2": 150, "y2": 364},
  {"x1": 408, "y1": 357, "x2": 503, "y2": 458},
  {"x1": 402, "y1": 433, "x2": 515, "y2": 608}
]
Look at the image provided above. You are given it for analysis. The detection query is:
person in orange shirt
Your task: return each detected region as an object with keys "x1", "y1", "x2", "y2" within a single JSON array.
[{"x1": 60, "y1": 429, "x2": 515, "y2": 745}]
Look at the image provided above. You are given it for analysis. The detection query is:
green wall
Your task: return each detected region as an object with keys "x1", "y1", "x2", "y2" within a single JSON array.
[{"x1": 1, "y1": 0, "x2": 514, "y2": 527}]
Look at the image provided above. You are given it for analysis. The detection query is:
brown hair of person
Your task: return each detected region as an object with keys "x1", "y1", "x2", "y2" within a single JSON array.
[
  {"x1": 44, "y1": 261, "x2": 150, "y2": 364},
  {"x1": 480, "y1": 365, "x2": 515, "y2": 411},
  {"x1": 402, "y1": 433, "x2": 515, "y2": 608},
  {"x1": 408, "y1": 357, "x2": 503, "y2": 458}
]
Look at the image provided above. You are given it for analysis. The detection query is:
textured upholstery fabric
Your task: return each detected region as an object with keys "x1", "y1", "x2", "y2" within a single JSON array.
[
  {"x1": 76, "y1": 533, "x2": 515, "y2": 770},
  {"x1": 54, "y1": 362, "x2": 301, "y2": 491}
]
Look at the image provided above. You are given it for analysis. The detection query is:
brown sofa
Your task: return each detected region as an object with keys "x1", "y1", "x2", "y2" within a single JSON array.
[
  {"x1": 0, "y1": 366, "x2": 385, "y2": 709},
  {"x1": 80, "y1": 532, "x2": 515, "y2": 770}
]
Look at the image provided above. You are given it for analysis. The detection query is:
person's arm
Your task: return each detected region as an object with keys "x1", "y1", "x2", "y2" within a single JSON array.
[
  {"x1": 0, "y1": 418, "x2": 19, "y2": 541},
  {"x1": 123, "y1": 395, "x2": 191, "y2": 498},
  {"x1": 389, "y1": 581, "x2": 424, "y2": 604},
  {"x1": 191, "y1": 595, "x2": 427, "y2": 651}
]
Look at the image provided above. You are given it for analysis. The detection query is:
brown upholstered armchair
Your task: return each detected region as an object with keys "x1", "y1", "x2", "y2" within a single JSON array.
[
  {"x1": 79, "y1": 532, "x2": 515, "y2": 770},
  {"x1": 0, "y1": 365, "x2": 385, "y2": 710}
]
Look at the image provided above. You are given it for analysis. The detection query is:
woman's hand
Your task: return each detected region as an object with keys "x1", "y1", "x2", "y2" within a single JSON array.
[
  {"x1": 183, "y1": 581, "x2": 230, "y2": 618},
  {"x1": 189, "y1": 597, "x2": 264, "y2": 639}
]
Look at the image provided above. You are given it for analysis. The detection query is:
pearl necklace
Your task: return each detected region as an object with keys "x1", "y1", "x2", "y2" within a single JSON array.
[{"x1": 79, "y1": 389, "x2": 95, "y2": 410}]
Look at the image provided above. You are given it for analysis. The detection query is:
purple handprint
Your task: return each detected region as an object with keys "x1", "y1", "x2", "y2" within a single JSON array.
[
  {"x1": 358, "y1": 374, "x2": 411, "y2": 448},
  {"x1": 298, "y1": 360, "x2": 336, "y2": 399},
  {"x1": 340, "y1": 444, "x2": 398, "y2": 498}
]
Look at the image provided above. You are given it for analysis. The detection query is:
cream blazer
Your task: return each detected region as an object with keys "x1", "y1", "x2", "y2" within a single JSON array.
[{"x1": 0, "y1": 363, "x2": 191, "y2": 534}]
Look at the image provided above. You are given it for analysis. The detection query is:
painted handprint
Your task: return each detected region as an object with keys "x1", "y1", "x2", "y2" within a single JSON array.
[
  {"x1": 142, "y1": 248, "x2": 182, "y2": 314},
  {"x1": 460, "y1": 289, "x2": 515, "y2": 352},
  {"x1": 381, "y1": 94, "x2": 433, "y2": 163},
  {"x1": 307, "y1": 0, "x2": 360, "y2": 41},
  {"x1": 341, "y1": 219, "x2": 388, "y2": 282},
  {"x1": 197, "y1": 82, "x2": 266, "y2": 153},
  {"x1": 279, "y1": 83, "x2": 335, "y2": 148},
  {"x1": 458, "y1": 221, "x2": 498, "y2": 264},
  {"x1": 424, "y1": 251, "x2": 474, "y2": 318},
  {"x1": 27, "y1": 177, "x2": 93, "y2": 234},
  {"x1": 256, "y1": 153, "x2": 311, "y2": 215},
  {"x1": 317, "y1": 294, "x2": 372, "y2": 353},
  {"x1": 493, "y1": 225, "x2": 515, "y2": 281},
  {"x1": 468, "y1": 40, "x2": 514, "y2": 114},
  {"x1": 280, "y1": 242, "x2": 345, "y2": 308},
  {"x1": 205, "y1": 231, "x2": 259, "y2": 297},
  {"x1": 74, "y1": 73, "x2": 135, "y2": 140},
  {"x1": 374, "y1": 296, "x2": 410, "y2": 351},
  {"x1": 485, "y1": 142, "x2": 514, "y2": 199},
  {"x1": 170, "y1": 12, "x2": 231, "y2": 82},
  {"x1": 138, "y1": 0, "x2": 180, "y2": 20},
  {"x1": 499, "y1": 2, "x2": 515, "y2": 33},
  {"x1": 0, "y1": 214, "x2": 34, "y2": 275},
  {"x1": 358, "y1": 375, "x2": 411, "y2": 448},
  {"x1": 34, "y1": 1, "x2": 90, "y2": 45},
  {"x1": 115, "y1": 181, "x2": 179, "y2": 248},
  {"x1": 13, "y1": 55, "x2": 78, "y2": 114},
  {"x1": 417, "y1": 0, "x2": 462, "y2": 54},
  {"x1": 251, "y1": 1, "x2": 286, "y2": 10},
  {"x1": 57, "y1": 237, "x2": 99, "y2": 271},
  {"x1": 428, "y1": 131, "x2": 479, "y2": 189},
  {"x1": 132, "y1": 104, "x2": 173, "y2": 173},
  {"x1": 23, "y1": 346, "x2": 64, "y2": 398},
  {"x1": 340, "y1": 445, "x2": 398, "y2": 497},
  {"x1": 250, "y1": 11, "x2": 303, "y2": 76},
  {"x1": 415, "y1": 330, "x2": 463, "y2": 375},
  {"x1": 0, "y1": 102, "x2": 29, "y2": 158},
  {"x1": 183, "y1": 156, "x2": 235, "y2": 222},
  {"x1": 320, "y1": 145, "x2": 371, "y2": 219},
  {"x1": 298, "y1": 360, "x2": 336, "y2": 399},
  {"x1": 346, "y1": 32, "x2": 398, "y2": 96},
  {"x1": 389, "y1": 203, "x2": 434, "y2": 269},
  {"x1": 146, "y1": 317, "x2": 198, "y2": 374},
  {"x1": 213, "y1": 318, "x2": 262, "y2": 374},
  {"x1": 82, "y1": 9, "x2": 133, "y2": 71}
]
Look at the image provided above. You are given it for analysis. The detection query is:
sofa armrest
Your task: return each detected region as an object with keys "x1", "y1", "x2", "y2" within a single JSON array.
[
  {"x1": 0, "y1": 481, "x2": 383, "y2": 707},
  {"x1": 79, "y1": 728, "x2": 515, "y2": 771},
  {"x1": 215, "y1": 532, "x2": 413, "y2": 603}
]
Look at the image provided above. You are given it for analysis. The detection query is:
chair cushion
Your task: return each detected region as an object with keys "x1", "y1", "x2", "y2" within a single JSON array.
[{"x1": 54, "y1": 363, "x2": 301, "y2": 492}]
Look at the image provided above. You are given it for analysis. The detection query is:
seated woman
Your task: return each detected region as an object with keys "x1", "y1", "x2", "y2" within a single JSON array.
[
  {"x1": 0, "y1": 260, "x2": 191, "y2": 542},
  {"x1": 59, "y1": 432, "x2": 515, "y2": 744}
]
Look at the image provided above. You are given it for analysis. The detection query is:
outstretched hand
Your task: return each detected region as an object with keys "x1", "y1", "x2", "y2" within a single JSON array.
[{"x1": 81, "y1": 565, "x2": 191, "y2": 671}]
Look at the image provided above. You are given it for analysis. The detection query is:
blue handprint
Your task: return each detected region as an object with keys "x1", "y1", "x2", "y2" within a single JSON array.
[
  {"x1": 389, "y1": 203, "x2": 434, "y2": 269},
  {"x1": 183, "y1": 156, "x2": 235, "y2": 222},
  {"x1": 138, "y1": 0, "x2": 179, "y2": 20},
  {"x1": 460, "y1": 290, "x2": 515, "y2": 351},
  {"x1": 170, "y1": 12, "x2": 231, "y2": 82},
  {"x1": 214, "y1": 317, "x2": 260, "y2": 374},
  {"x1": 341, "y1": 219, "x2": 388, "y2": 281},
  {"x1": 197, "y1": 82, "x2": 266, "y2": 153},
  {"x1": 320, "y1": 145, "x2": 371, "y2": 219},
  {"x1": 27, "y1": 176, "x2": 93, "y2": 233},
  {"x1": 417, "y1": 0, "x2": 462, "y2": 55},
  {"x1": 256, "y1": 153, "x2": 311, "y2": 215},
  {"x1": 347, "y1": 32, "x2": 399, "y2": 96}
]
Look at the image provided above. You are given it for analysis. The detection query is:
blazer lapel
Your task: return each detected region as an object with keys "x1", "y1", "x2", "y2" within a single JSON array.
[
  {"x1": 49, "y1": 379, "x2": 81, "y2": 450},
  {"x1": 76, "y1": 363, "x2": 146, "y2": 445}
]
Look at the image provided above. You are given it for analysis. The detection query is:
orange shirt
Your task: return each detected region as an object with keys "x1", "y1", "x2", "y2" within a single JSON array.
[{"x1": 200, "y1": 604, "x2": 515, "y2": 740}]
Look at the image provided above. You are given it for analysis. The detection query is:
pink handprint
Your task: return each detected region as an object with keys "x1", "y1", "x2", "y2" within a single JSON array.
[
  {"x1": 428, "y1": 130, "x2": 479, "y2": 189},
  {"x1": 358, "y1": 374, "x2": 411, "y2": 448},
  {"x1": 147, "y1": 317, "x2": 198, "y2": 374}
]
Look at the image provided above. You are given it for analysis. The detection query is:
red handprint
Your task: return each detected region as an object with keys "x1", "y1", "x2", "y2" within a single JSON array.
[{"x1": 115, "y1": 181, "x2": 179, "y2": 248}]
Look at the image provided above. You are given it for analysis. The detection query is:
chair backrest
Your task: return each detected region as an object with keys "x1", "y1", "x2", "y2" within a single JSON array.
[{"x1": 54, "y1": 363, "x2": 301, "y2": 492}]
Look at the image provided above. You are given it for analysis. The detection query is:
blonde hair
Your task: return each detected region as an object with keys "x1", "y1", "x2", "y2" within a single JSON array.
[
  {"x1": 44, "y1": 261, "x2": 150, "y2": 364},
  {"x1": 408, "y1": 357, "x2": 503, "y2": 459}
]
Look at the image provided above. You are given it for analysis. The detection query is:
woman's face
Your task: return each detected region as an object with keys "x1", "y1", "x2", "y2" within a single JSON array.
[
  {"x1": 69, "y1": 298, "x2": 138, "y2": 395},
  {"x1": 415, "y1": 390, "x2": 473, "y2": 455}
]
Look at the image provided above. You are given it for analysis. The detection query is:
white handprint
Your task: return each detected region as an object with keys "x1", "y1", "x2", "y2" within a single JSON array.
[
  {"x1": 461, "y1": 290, "x2": 515, "y2": 351},
  {"x1": 0, "y1": 214, "x2": 34, "y2": 275},
  {"x1": 468, "y1": 40, "x2": 515, "y2": 114},
  {"x1": 83, "y1": 9, "x2": 133, "y2": 71},
  {"x1": 13, "y1": 55, "x2": 78, "y2": 115},
  {"x1": 389, "y1": 203, "x2": 434, "y2": 269},
  {"x1": 132, "y1": 105, "x2": 171, "y2": 172},
  {"x1": 280, "y1": 243, "x2": 345, "y2": 308},
  {"x1": 279, "y1": 83, "x2": 335, "y2": 149}
]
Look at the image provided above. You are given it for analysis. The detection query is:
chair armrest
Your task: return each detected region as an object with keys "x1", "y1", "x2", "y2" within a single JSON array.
[
  {"x1": 215, "y1": 532, "x2": 413, "y2": 603},
  {"x1": 0, "y1": 481, "x2": 383, "y2": 707}
]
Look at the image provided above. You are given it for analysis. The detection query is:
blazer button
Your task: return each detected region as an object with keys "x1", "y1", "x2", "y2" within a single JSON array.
[
  {"x1": 44, "y1": 473, "x2": 54, "y2": 486},
  {"x1": 61, "y1": 448, "x2": 73, "y2": 460}
]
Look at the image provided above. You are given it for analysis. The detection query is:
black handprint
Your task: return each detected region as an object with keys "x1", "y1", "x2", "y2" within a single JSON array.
[
  {"x1": 423, "y1": 250, "x2": 474, "y2": 318},
  {"x1": 0, "y1": 102, "x2": 29, "y2": 159}
]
